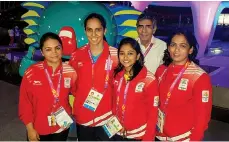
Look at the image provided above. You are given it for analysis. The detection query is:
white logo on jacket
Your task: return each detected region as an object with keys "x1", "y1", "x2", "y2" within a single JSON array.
[
  {"x1": 78, "y1": 62, "x2": 83, "y2": 67},
  {"x1": 135, "y1": 82, "x2": 145, "y2": 92},
  {"x1": 178, "y1": 78, "x2": 189, "y2": 91},
  {"x1": 33, "y1": 80, "x2": 42, "y2": 85},
  {"x1": 64, "y1": 78, "x2": 71, "y2": 88},
  {"x1": 202, "y1": 90, "x2": 209, "y2": 102}
]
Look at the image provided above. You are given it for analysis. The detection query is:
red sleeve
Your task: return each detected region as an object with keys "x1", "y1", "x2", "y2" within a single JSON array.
[
  {"x1": 189, "y1": 73, "x2": 212, "y2": 141},
  {"x1": 155, "y1": 65, "x2": 166, "y2": 80},
  {"x1": 142, "y1": 79, "x2": 159, "y2": 141},
  {"x1": 69, "y1": 51, "x2": 78, "y2": 69},
  {"x1": 70, "y1": 70, "x2": 78, "y2": 96},
  {"x1": 18, "y1": 75, "x2": 34, "y2": 125}
]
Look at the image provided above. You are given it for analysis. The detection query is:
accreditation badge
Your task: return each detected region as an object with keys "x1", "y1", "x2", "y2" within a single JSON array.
[
  {"x1": 54, "y1": 106, "x2": 73, "y2": 129},
  {"x1": 103, "y1": 116, "x2": 123, "y2": 138},
  {"x1": 156, "y1": 108, "x2": 165, "y2": 133},
  {"x1": 83, "y1": 89, "x2": 103, "y2": 112}
]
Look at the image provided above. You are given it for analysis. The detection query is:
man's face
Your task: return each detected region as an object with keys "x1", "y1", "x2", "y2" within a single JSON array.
[{"x1": 137, "y1": 19, "x2": 156, "y2": 42}]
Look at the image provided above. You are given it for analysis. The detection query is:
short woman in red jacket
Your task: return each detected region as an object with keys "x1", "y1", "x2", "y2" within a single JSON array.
[
  {"x1": 107, "y1": 37, "x2": 159, "y2": 141},
  {"x1": 19, "y1": 32, "x2": 77, "y2": 141},
  {"x1": 155, "y1": 30, "x2": 212, "y2": 141}
]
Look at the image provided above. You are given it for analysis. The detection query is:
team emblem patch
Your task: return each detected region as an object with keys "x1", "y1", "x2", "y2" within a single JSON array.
[
  {"x1": 135, "y1": 82, "x2": 145, "y2": 92},
  {"x1": 202, "y1": 90, "x2": 209, "y2": 102},
  {"x1": 178, "y1": 78, "x2": 189, "y2": 91},
  {"x1": 64, "y1": 78, "x2": 71, "y2": 88}
]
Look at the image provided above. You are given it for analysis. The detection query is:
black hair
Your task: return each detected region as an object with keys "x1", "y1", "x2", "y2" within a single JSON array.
[
  {"x1": 163, "y1": 29, "x2": 199, "y2": 66},
  {"x1": 39, "y1": 32, "x2": 62, "y2": 50},
  {"x1": 114, "y1": 37, "x2": 144, "y2": 81},
  {"x1": 84, "y1": 13, "x2": 107, "y2": 41},
  {"x1": 136, "y1": 13, "x2": 157, "y2": 28}
]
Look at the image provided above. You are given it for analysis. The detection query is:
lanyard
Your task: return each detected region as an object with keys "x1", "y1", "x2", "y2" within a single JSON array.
[
  {"x1": 143, "y1": 42, "x2": 154, "y2": 57},
  {"x1": 116, "y1": 75, "x2": 130, "y2": 123},
  {"x1": 44, "y1": 64, "x2": 62, "y2": 108},
  {"x1": 163, "y1": 62, "x2": 190, "y2": 109},
  {"x1": 137, "y1": 37, "x2": 154, "y2": 57},
  {"x1": 88, "y1": 49, "x2": 111, "y2": 93}
]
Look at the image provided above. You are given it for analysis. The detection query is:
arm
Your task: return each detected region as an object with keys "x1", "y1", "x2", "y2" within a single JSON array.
[
  {"x1": 142, "y1": 80, "x2": 159, "y2": 141},
  {"x1": 109, "y1": 72, "x2": 116, "y2": 115},
  {"x1": 70, "y1": 70, "x2": 78, "y2": 97},
  {"x1": 189, "y1": 74, "x2": 212, "y2": 141},
  {"x1": 155, "y1": 65, "x2": 167, "y2": 82},
  {"x1": 18, "y1": 76, "x2": 34, "y2": 126}
]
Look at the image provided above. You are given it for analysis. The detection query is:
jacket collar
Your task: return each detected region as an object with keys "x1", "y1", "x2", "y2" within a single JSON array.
[{"x1": 43, "y1": 60, "x2": 63, "y2": 75}]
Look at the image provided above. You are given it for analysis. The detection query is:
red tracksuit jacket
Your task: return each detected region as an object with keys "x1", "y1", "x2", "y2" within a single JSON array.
[
  {"x1": 112, "y1": 66, "x2": 159, "y2": 140},
  {"x1": 19, "y1": 61, "x2": 77, "y2": 135},
  {"x1": 155, "y1": 62, "x2": 212, "y2": 141},
  {"x1": 69, "y1": 41, "x2": 118, "y2": 127}
]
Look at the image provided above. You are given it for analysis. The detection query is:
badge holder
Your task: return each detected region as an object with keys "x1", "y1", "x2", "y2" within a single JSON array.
[
  {"x1": 103, "y1": 116, "x2": 123, "y2": 138},
  {"x1": 83, "y1": 89, "x2": 103, "y2": 112},
  {"x1": 54, "y1": 107, "x2": 73, "y2": 129},
  {"x1": 156, "y1": 108, "x2": 165, "y2": 133}
]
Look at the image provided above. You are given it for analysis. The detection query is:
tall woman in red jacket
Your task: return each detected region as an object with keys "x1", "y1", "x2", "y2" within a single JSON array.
[
  {"x1": 110, "y1": 37, "x2": 159, "y2": 141},
  {"x1": 69, "y1": 13, "x2": 118, "y2": 141},
  {"x1": 155, "y1": 30, "x2": 212, "y2": 141},
  {"x1": 19, "y1": 32, "x2": 77, "y2": 141}
]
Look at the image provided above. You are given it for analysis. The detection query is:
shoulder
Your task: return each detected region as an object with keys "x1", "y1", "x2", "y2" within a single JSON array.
[
  {"x1": 71, "y1": 45, "x2": 87, "y2": 57},
  {"x1": 155, "y1": 64, "x2": 167, "y2": 77},
  {"x1": 70, "y1": 45, "x2": 88, "y2": 64},
  {"x1": 109, "y1": 46, "x2": 117, "y2": 56},
  {"x1": 24, "y1": 61, "x2": 44, "y2": 82},
  {"x1": 140, "y1": 68, "x2": 158, "y2": 89},
  {"x1": 145, "y1": 70, "x2": 156, "y2": 81},
  {"x1": 154, "y1": 37, "x2": 166, "y2": 47},
  {"x1": 141, "y1": 67, "x2": 156, "y2": 84},
  {"x1": 62, "y1": 63, "x2": 76, "y2": 73},
  {"x1": 185, "y1": 62, "x2": 207, "y2": 77}
]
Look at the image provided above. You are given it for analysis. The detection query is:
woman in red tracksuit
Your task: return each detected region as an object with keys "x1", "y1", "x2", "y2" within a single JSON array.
[
  {"x1": 155, "y1": 30, "x2": 212, "y2": 141},
  {"x1": 19, "y1": 32, "x2": 77, "y2": 141},
  {"x1": 110, "y1": 37, "x2": 159, "y2": 141},
  {"x1": 69, "y1": 13, "x2": 118, "y2": 141}
]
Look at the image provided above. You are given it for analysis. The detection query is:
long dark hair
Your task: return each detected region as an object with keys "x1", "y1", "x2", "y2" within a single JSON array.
[
  {"x1": 84, "y1": 13, "x2": 107, "y2": 41},
  {"x1": 163, "y1": 29, "x2": 199, "y2": 66},
  {"x1": 114, "y1": 37, "x2": 144, "y2": 81}
]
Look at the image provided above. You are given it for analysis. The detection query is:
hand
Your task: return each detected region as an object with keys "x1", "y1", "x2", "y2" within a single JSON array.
[{"x1": 27, "y1": 128, "x2": 40, "y2": 141}]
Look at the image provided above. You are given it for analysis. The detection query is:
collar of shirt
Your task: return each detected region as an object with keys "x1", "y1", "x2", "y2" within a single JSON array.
[
  {"x1": 43, "y1": 60, "x2": 63, "y2": 76},
  {"x1": 86, "y1": 40, "x2": 110, "y2": 63},
  {"x1": 136, "y1": 36, "x2": 155, "y2": 52}
]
